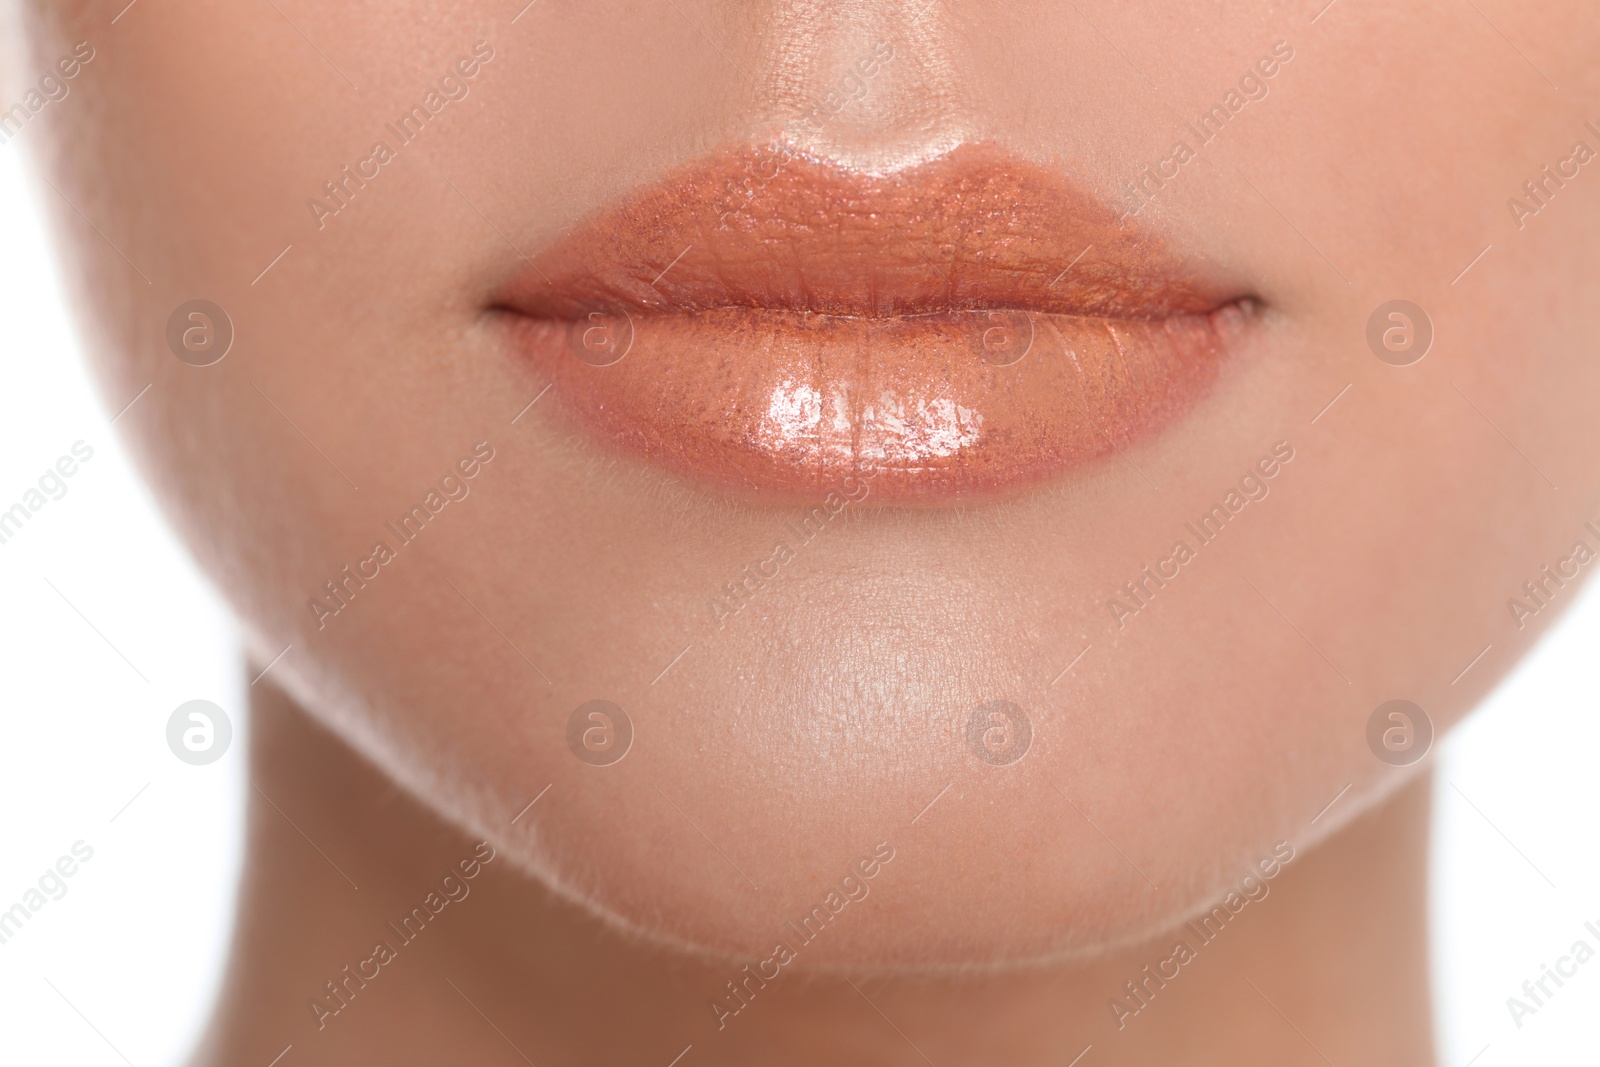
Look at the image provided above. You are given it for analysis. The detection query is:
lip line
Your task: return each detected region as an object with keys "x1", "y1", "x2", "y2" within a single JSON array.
[
  {"x1": 489, "y1": 292, "x2": 1260, "y2": 329},
  {"x1": 492, "y1": 300, "x2": 1256, "y2": 329},
  {"x1": 492, "y1": 268, "x2": 1250, "y2": 322}
]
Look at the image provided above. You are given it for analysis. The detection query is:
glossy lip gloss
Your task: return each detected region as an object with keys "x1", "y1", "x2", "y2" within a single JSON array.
[{"x1": 494, "y1": 140, "x2": 1257, "y2": 505}]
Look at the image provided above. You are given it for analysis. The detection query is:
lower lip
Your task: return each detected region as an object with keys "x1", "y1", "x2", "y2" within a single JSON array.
[{"x1": 504, "y1": 303, "x2": 1252, "y2": 505}]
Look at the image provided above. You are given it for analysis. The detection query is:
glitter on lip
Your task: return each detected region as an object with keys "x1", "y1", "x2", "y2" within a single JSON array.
[{"x1": 495, "y1": 141, "x2": 1257, "y2": 504}]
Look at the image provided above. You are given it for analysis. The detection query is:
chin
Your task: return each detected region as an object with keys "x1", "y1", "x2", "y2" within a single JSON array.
[{"x1": 298, "y1": 573, "x2": 1333, "y2": 975}]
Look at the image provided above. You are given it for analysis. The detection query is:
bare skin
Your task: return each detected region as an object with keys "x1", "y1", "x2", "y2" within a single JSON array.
[{"x1": 198, "y1": 678, "x2": 1432, "y2": 1067}]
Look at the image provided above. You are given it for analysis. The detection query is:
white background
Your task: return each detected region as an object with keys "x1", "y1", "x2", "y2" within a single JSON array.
[{"x1": 1, "y1": 144, "x2": 1598, "y2": 1065}]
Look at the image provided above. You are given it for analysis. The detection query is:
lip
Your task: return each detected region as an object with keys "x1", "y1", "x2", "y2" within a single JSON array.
[{"x1": 495, "y1": 140, "x2": 1256, "y2": 505}]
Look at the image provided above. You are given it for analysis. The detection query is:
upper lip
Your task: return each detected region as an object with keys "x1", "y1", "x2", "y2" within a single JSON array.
[{"x1": 494, "y1": 141, "x2": 1244, "y2": 323}]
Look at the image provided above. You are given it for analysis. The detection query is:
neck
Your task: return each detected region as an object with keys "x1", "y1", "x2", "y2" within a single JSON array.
[{"x1": 191, "y1": 681, "x2": 1436, "y2": 1067}]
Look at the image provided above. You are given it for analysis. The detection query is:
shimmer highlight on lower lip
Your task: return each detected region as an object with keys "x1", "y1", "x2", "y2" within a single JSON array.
[
  {"x1": 497, "y1": 141, "x2": 1255, "y2": 504},
  {"x1": 504, "y1": 302, "x2": 1249, "y2": 503}
]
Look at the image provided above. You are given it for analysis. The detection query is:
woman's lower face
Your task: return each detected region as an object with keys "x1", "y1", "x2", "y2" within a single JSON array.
[{"x1": 13, "y1": 0, "x2": 1600, "y2": 969}]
